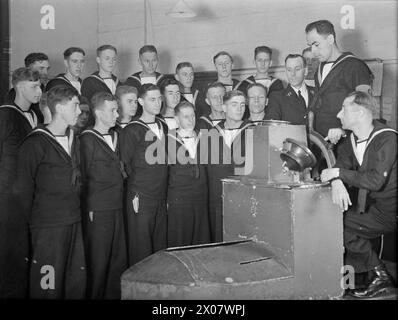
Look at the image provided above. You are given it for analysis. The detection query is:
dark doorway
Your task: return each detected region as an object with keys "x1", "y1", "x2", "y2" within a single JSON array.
[{"x1": 0, "y1": 0, "x2": 10, "y2": 103}]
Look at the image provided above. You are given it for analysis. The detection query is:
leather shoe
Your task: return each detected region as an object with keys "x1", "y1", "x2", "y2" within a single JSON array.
[
  {"x1": 355, "y1": 271, "x2": 370, "y2": 289},
  {"x1": 348, "y1": 264, "x2": 395, "y2": 299}
]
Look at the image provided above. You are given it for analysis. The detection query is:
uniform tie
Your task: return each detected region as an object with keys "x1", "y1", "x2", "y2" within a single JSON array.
[
  {"x1": 357, "y1": 189, "x2": 368, "y2": 214},
  {"x1": 298, "y1": 90, "x2": 307, "y2": 108}
]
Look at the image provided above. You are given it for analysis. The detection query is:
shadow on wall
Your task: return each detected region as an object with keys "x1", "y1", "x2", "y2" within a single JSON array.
[
  {"x1": 119, "y1": 49, "x2": 134, "y2": 82},
  {"x1": 272, "y1": 48, "x2": 282, "y2": 68},
  {"x1": 194, "y1": 3, "x2": 217, "y2": 20},
  {"x1": 339, "y1": 29, "x2": 368, "y2": 58},
  {"x1": 159, "y1": 49, "x2": 172, "y2": 74},
  {"x1": 233, "y1": 55, "x2": 244, "y2": 69}
]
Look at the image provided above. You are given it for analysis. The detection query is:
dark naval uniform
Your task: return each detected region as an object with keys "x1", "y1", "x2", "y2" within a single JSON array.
[
  {"x1": 45, "y1": 73, "x2": 83, "y2": 93},
  {"x1": 81, "y1": 72, "x2": 120, "y2": 103},
  {"x1": 179, "y1": 85, "x2": 206, "y2": 119},
  {"x1": 236, "y1": 75, "x2": 284, "y2": 96},
  {"x1": 195, "y1": 114, "x2": 223, "y2": 131},
  {"x1": 206, "y1": 120, "x2": 253, "y2": 242},
  {"x1": 228, "y1": 78, "x2": 241, "y2": 92},
  {"x1": 120, "y1": 116, "x2": 168, "y2": 265},
  {"x1": 236, "y1": 75, "x2": 284, "y2": 119},
  {"x1": 334, "y1": 121, "x2": 397, "y2": 273},
  {"x1": 167, "y1": 129, "x2": 210, "y2": 247},
  {"x1": 14, "y1": 126, "x2": 86, "y2": 299},
  {"x1": 249, "y1": 114, "x2": 268, "y2": 126},
  {"x1": 80, "y1": 128, "x2": 127, "y2": 299},
  {"x1": 6, "y1": 87, "x2": 44, "y2": 124},
  {"x1": 0, "y1": 103, "x2": 37, "y2": 298},
  {"x1": 123, "y1": 72, "x2": 166, "y2": 118},
  {"x1": 266, "y1": 84, "x2": 315, "y2": 127},
  {"x1": 310, "y1": 52, "x2": 372, "y2": 137},
  {"x1": 124, "y1": 71, "x2": 165, "y2": 93},
  {"x1": 114, "y1": 120, "x2": 130, "y2": 134}
]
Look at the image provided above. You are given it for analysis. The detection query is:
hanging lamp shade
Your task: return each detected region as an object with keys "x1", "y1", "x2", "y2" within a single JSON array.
[{"x1": 166, "y1": 0, "x2": 196, "y2": 18}]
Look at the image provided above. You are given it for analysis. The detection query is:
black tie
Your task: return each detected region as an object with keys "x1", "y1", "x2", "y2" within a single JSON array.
[{"x1": 298, "y1": 90, "x2": 306, "y2": 108}]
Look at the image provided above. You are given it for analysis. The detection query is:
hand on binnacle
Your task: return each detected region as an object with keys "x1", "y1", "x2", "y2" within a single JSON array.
[{"x1": 330, "y1": 179, "x2": 352, "y2": 212}]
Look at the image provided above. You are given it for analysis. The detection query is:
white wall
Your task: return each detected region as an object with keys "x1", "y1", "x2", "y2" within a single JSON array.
[
  {"x1": 10, "y1": 0, "x2": 397, "y2": 127},
  {"x1": 10, "y1": 0, "x2": 99, "y2": 79},
  {"x1": 96, "y1": 0, "x2": 397, "y2": 75}
]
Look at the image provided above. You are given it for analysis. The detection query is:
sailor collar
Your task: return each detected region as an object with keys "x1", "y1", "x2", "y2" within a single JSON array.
[
  {"x1": 0, "y1": 103, "x2": 38, "y2": 128},
  {"x1": 80, "y1": 128, "x2": 118, "y2": 153}
]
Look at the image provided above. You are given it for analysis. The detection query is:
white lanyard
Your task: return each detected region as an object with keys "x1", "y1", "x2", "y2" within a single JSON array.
[
  {"x1": 35, "y1": 128, "x2": 74, "y2": 157},
  {"x1": 147, "y1": 123, "x2": 163, "y2": 140},
  {"x1": 81, "y1": 129, "x2": 117, "y2": 152},
  {"x1": 350, "y1": 128, "x2": 397, "y2": 165}
]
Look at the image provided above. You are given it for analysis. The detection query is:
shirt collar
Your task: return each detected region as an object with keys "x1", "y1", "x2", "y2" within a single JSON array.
[{"x1": 290, "y1": 83, "x2": 307, "y2": 96}]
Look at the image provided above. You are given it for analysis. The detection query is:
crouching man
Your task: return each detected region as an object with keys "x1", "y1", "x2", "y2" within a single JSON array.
[{"x1": 321, "y1": 91, "x2": 397, "y2": 298}]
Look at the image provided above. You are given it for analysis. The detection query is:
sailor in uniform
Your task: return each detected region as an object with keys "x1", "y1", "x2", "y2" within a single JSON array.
[
  {"x1": 5, "y1": 52, "x2": 50, "y2": 124},
  {"x1": 167, "y1": 101, "x2": 210, "y2": 247},
  {"x1": 119, "y1": 84, "x2": 168, "y2": 265},
  {"x1": 175, "y1": 62, "x2": 204, "y2": 118},
  {"x1": 160, "y1": 78, "x2": 181, "y2": 130},
  {"x1": 236, "y1": 46, "x2": 284, "y2": 98},
  {"x1": 114, "y1": 85, "x2": 139, "y2": 131},
  {"x1": 124, "y1": 45, "x2": 165, "y2": 92},
  {"x1": 14, "y1": 85, "x2": 86, "y2": 299},
  {"x1": 196, "y1": 82, "x2": 226, "y2": 131},
  {"x1": 321, "y1": 92, "x2": 397, "y2": 299},
  {"x1": 206, "y1": 90, "x2": 253, "y2": 242},
  {"x1": 81, "y1": 45, "x2": 120, "y2": 103},
  {"x1": 0, "y1": 68, "x2": 41, "y2": 298},
  {"x1": 247, "y1": 83, "x2": 268, "y2": 124},
  {"x1": 305, "y1": 20, "x2": 372, "y2": 143},
  {"x1": 124, "y1": 45, "x2": 166, "y2": 118},
  {"x1": 213, "y1": 51, "x2": 240, "y2": 93},
  {"x1": 46, "y1": 47, "x2": 85, "y2": 94},
  {"x1": 80, "y1": 92, "x2": 127, "y2": 299}
]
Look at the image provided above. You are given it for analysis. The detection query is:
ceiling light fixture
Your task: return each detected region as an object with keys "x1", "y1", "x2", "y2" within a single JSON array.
[{"x1": 166, "y1": 0, "x2": 196, "y2": 18}]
